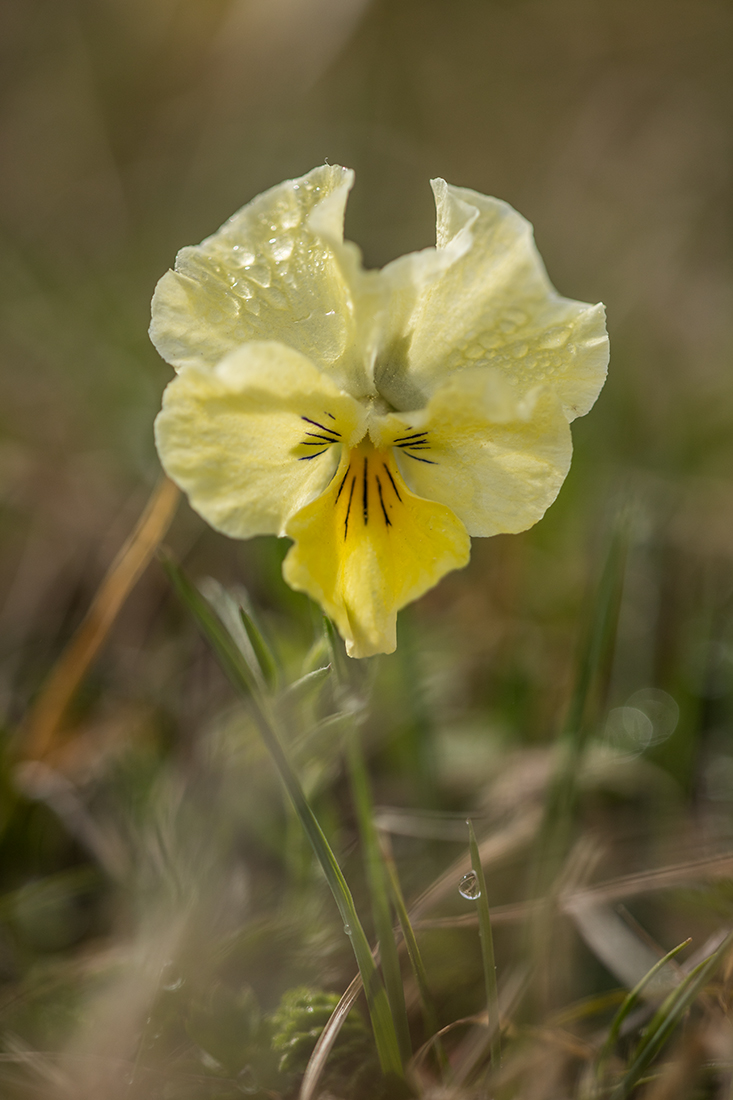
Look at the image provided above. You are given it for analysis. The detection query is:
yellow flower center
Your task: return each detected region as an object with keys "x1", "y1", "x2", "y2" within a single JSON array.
[
  {"x1": 332, "y1": 439, "x2": 405, "y2": 538},
  {"x1": 283, "y1": 434, "x2": 470, "y2": 657}
]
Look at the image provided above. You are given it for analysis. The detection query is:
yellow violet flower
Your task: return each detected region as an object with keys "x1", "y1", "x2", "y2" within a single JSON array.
[{"x1": 152, "y1": 165, "x2": 608, "y2": 658}]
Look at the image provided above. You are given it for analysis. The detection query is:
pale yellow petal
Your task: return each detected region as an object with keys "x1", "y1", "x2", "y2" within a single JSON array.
[
  {"x1": 371, "y1": 368, "x2": 572, "y2": 538},
  {"x1": 282, "y1": 440, "x2": 470, "y2": 658},
  {"x1": 149, "y1": 165, "x2": 366, "y2": 391},
  {"x1": 383, "y1": 180, "x2": 608, "y2": 420},
  {"x1": 154, "y1": 342, "x2": 367, "y2": 538}
]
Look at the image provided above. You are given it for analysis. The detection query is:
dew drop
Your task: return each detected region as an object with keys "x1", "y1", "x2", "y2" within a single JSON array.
[
  {"x1": 269, "y1": 237, "x2": 294, "y2": 262},
  {"x1": 343, "y1": 923, "x2": 352, "y2": 936},
  {"x1": 458, "y1": 871, "x2": 481, "y2": 900},
  {"x1": 233, "y1": 247, "x2": 256, "y2": 267},
  {"x1": 246, "y1": 263, "x2": 271, "y2": 288},
  {"x1": 539, "y1": 327, "x2": 569, "y2": 350}
]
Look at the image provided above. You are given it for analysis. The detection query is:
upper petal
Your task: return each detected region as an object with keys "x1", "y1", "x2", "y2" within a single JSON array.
[
  {"x1": 149, "y1": 165, "x2": 366, "y2": 391},
  {"x1": 381, "y1": 180, "x2": 608, "y2": 420},
  {"x1": 371, "y1": 367, "x2": 572, "y2": 538},
  {"x1": 154, "y1": 341, "x2": 367, "y2": 539},
  {"x1": 308, "y1": 182, "x2": 475, "y2": 396}
]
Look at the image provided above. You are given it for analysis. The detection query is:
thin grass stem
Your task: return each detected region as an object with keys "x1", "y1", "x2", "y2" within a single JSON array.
[
  {"x1": 345, "y1": 727, "x2": 412, "y2": 1066},
  {"x1": 161, "y1": 555, "x2": 403, "y2": 1079},
  {"x1": 380, "y1": 833, "x2": 439, "y2": 1039},
  {"x1": 468, "y1": 820, "x2": 501, "y2": 1079}
]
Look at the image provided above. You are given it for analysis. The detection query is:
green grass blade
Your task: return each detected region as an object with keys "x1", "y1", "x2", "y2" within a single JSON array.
[
  {"x1": 596, "y1": 937, "x2": 690, "y2": 1081},
  {"x1": 322, "y1": 616, "x2": 351, "y2": 688},
  {"x1": 380, "y1": 834, "x2": 450, "y2": 1073},
  {"x1": 162, "y1": 554, "x2": 403, "y2": 1079},
  {"x1": 160, "y1": 554, "x2": 260, "y2": 699},
  {"x1": 283, "y1": 665, "x2": 332, "y2": 706},
  {"x1": 345, "y1": 727, "x2": 412, "y2": 1066},
  {"x1": 612, "y1": 930, "x2": 733, "y2": 1099},
  {"x1": 468, "y1": 820, "x2": 501, "y2": 1076},
  {"x1": 239, "y1": 605, "x2": 279, "y2": 691}
]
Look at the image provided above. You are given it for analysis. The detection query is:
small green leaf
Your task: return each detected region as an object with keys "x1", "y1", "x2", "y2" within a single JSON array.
[
  {"x1": 239, "y1": 605, "x2": 279, "y2": 691},
  {"x1": 283, "y1": 665, "x2": 332, "y2": 707}
]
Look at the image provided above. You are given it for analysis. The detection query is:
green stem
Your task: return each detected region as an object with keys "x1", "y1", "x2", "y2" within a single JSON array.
[
  {"x1": 380, "y1": 833, "x2": 450, "y2": 1074},
  {"x1": 468, "y1": 820, "x2": 501, "y2": 1079},
  {"x1": 161, "y1": 556, "x2": 403, "y2": 1079},
  {"x1": 345, "y1": 727, "x2": 412, "y2": 1066}
]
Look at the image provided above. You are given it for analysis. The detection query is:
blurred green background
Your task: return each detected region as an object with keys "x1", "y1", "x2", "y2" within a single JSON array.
[{"x1": 1, "y1": 2, "x2": 733, "y2": 1096}]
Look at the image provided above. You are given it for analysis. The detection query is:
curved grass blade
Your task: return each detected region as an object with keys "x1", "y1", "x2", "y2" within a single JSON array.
[
  {"x1": 23, "y1": 477, "x2": 179, "y2": 760},
  {"x1": 198, "y1": 577, "x2": 267, "y2": 693},
  {"x1": 162, "y1": 554, "x2": 403, "y2": 1079},
  {"x1": 300, "y1": 974, "x2": 363, "y2": 1100},
  {"x1": 160, "y1": 556, "x2": 260, "y2": 699},
  {"x1": 595, "y1": 937, "x2": 691, "y2": 1085},
  {"x1": 611, "y1": 930, "x2": 733, "y2": 1099},
  {"x1": 283, "y1": 665, "x2": 332, "y2": 706}
]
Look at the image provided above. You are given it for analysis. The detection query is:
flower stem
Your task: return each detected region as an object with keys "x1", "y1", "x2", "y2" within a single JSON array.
[{"x1": 161, "y1": 555, "x2": 403, "y2": 1079}]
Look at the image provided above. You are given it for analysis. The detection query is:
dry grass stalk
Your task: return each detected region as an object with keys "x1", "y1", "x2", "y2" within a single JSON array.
[{"x1": 20, "y1": 477, "x2": 179, "y2": 762}]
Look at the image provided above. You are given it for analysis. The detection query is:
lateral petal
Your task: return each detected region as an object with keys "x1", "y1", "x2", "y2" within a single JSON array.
[
  {"x1": 282, "y1": 441, "x2": 470, "y2": 658},
  {"x1": 371, "y1": 368, "x2": 572, "y2": 538},
  {"x1": 384, "y1": 180, "x2": 608, "y2": 420},
  {"x1": 149, "y1": 165, "x2": 372, "y2": 393},
  {"x1": 154, "y1": 342, "x2": 367, "y2": 538}
]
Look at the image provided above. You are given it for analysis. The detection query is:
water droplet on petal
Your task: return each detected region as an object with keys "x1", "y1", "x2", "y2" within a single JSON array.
[
  {"x1": 539, "y1": 327, "x2": 569, "y2": 350},
  {"x1": 233, "y1": 247, "x2": 256, "y2": 267},
  {"x1": 458, "y1": 871, "x2": 481, "y2": 900},
  {"x1": 247, "y1": 263, "x2": 271, "y2": 288},
  {"x1": 269, "y1": 237, "x2": 294, "y2": 262}
]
